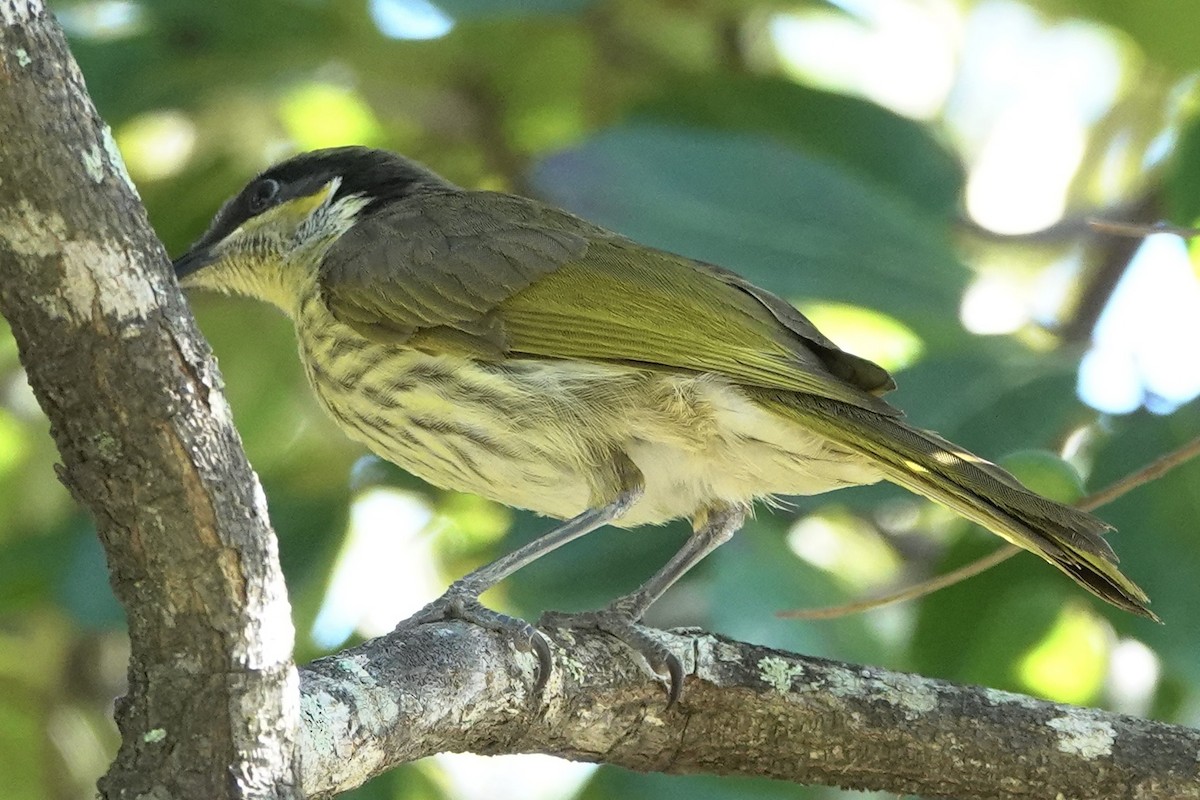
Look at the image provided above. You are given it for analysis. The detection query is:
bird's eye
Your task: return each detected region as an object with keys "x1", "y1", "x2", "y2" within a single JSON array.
[{"x1": 247, "y1": 178, "x2": 281, "y2": 214}]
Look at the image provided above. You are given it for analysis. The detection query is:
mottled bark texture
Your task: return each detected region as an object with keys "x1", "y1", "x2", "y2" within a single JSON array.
[
  {"x1": 3, "y1": 4, "x2": 1200, "y2": 800},
  {"x1": 0, "y1": 4, "x2": 301, "y2": 799}
]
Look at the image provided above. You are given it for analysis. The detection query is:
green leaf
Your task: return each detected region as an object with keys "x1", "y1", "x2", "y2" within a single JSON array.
[
  {"x1": 0, "y1": 701, "x2": 45, "y2": 800},
  {"x1": 887, "y1": 344, "x2": 1087, "y2": 452},
  {"x1": 65, "y1": 0, "x2": 349, "y2": 121},
  {"x1": 59, "y1": 527, "x2": 125, "y2": 630},
  {"x1": 333, "y1": 763, "x2": 445, "y2": 800},
  {"x1": 530, "y1": 124, "x2": 967, "y2": 337},
  {"x1": 0, "y1": 527, "x2": 74, "y2": 611},
  {"x1": 1087, "y1": 404, "x2": 1200, "y2": 685},
  {"x1": 579, "y1": 766, "x2": 843, "y2": 800},
  {"x1": 910, "y1": 531, "x2": 1065, "y2": 688},
  {"x1": 1045, "y1": 0, "x2": 1200, "y2": 72},
  {"x1": 706, "y1": 516, "x2": 886, "y2": 666},
  {"x1": 435, "y1": 0, "x2": 593, "y2": 18},
  {"x1": 1164, "y1": 114, "x2": 1200, "y2": 226},
  {"x1": 998, "y1": 450, "x2": 1087, "y2": 505},
  {"x1": 631, "y1": 76, "x2": 963, "y2": 217},
  {"x1": 266, "y1": 482, "x2": 351, "y2": 662},
  {"x1": 504, "y1": 513, "x2": 693, "y2": 616}
]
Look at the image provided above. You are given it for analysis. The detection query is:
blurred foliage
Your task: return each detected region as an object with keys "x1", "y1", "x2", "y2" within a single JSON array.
[
  {"x1": 3, "y1": 0, "x2": 1200, "y2": 798},
  {"x1": 1166, "y1": 114, "x2": 1200, "y2": 226}
]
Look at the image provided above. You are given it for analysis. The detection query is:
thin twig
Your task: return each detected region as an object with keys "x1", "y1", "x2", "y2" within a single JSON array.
[
  {"x1": 1075, "y1": 435, "x2": 1200, "y2": 511},
  {"x1": 778, "y1": 434, "x2": 1200, "y2": 620},
  {"x1": 777, "y1": 545, "x2": 1020, "y2": 620}
]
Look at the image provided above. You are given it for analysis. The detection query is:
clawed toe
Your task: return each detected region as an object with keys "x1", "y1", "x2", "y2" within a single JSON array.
[
  {"x1": 529, "y1": 631, "x2": 553, "y2": 694},
  {"x1": 397, "y1": 589, "x2": 686, "y2": 705},
  {"x1": 540, "y1": 607, "x2": 686, "y2": 707},
  {"x1": 398, "y1": 587, "x2": 553, "y2": 696}
]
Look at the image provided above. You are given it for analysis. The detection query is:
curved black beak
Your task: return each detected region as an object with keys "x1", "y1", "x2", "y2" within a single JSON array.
[{"x1": 172, "y1": 247, "x2": 215, "y2": 280}]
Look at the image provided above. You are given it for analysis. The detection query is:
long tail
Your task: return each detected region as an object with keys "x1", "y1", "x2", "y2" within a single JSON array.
[{"x1": 773, "y1": 394, "x2": 1155, "y2": 620}]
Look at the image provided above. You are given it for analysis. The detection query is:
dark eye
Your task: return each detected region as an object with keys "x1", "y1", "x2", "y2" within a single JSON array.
[{"x1": 247, "y1": 178, "x2": 280, "y2": 214}]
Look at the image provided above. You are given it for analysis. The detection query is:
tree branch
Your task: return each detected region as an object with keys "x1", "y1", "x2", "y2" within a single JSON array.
[
  {"x1": 0, "y1": 5, "x2": 299, "y2": 798},
  {"x1": 301, "y1": 622, "x2": 1200, "y2": 799}
]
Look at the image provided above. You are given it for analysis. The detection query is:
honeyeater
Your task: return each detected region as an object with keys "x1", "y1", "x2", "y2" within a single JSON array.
[{"x1": 174, "y1": 146, "x2": 1152, "y2": 703}]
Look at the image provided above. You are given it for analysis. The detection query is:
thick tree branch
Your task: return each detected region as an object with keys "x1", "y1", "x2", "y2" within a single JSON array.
[
  {"x1": 301, "y1": 623, "x2": 1200, "y2": 800},
  {"x1": 0, "y1": 4, "x2": 300, "y2": 798}
]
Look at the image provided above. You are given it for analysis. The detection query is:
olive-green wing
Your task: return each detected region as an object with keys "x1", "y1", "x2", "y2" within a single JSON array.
[
  {"x1": 319, "y1": 190, "x2": 899, "y2": 415},
  {"x1": 317, "y1": 189, "x2": 591, "y2": 350}
]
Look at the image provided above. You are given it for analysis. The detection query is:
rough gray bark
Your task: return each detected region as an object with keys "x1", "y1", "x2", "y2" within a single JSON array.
[
  {"x1": 300, "y1": 622, "x2": 1200, "y2": 800},
  {"x1": 3, "y1": 4, "x2": 1200, "y2": 800},
  {"x1": 0, "y1": 4, "x2": 301, "y2": 799}
]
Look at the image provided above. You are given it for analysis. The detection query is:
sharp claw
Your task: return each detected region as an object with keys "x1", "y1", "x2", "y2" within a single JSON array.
[
  {"x1": 542, "y1": 608, "x2": 686, "y2": 707},
  {"x1": 530, "y1": 630, "x2": 553, "y2": 696},
  {"x1": 664, "y1": 652, "x2": 684, "y2": 709}
]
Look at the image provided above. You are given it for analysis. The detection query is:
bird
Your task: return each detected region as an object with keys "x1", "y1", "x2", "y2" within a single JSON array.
[{"x1": 173, "y1": 145, "x2": 1153, "y2": 704}]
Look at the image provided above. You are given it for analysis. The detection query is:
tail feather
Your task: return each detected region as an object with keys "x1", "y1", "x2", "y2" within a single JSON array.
[{"x1": 774, "y1": 394, "x2": 1155, "y2": 620}]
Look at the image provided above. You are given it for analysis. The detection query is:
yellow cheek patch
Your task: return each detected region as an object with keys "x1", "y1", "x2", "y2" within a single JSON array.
[
  {"x1": 236, "y1": 180, "x2": 338, "y2": 235},
  {"x1": 289, "y1": 179, "x2": 339, "y2": 216}
]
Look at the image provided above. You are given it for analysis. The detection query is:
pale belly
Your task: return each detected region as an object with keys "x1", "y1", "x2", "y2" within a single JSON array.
[{"x1": 297, "y1": 309, "x2": 882, "y2": 527}]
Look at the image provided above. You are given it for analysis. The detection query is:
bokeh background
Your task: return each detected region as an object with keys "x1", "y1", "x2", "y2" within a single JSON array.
[{"x1": 4, "y1": 0, "x2": 1200, "y2": 798}]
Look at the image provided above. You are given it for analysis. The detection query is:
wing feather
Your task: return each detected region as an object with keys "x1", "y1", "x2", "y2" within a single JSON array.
[{"x1": 319, "y1": 189, "x2": 900, "y2": 415}]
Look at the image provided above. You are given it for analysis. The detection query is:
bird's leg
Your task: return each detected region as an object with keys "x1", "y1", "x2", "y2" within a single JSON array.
[
  {"x1": 397, "y1": 455, "x2": 644, "y2": 694},
  {"x1": 540, "y1": 504, "x2": 747, "y2": 707}
]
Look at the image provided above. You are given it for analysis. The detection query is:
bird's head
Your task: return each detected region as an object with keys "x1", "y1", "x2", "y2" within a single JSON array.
[{"x1": 172, "y1": 146, "x2": 449, "y2": 313}]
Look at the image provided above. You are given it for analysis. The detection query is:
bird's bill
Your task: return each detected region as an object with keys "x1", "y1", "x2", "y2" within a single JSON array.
[
  {"x1": 172, "y1": 178, "x2": 341, "y2": 282},
  {"x1": 173, "y1": 247, "x2": 216, "y2": 280}
]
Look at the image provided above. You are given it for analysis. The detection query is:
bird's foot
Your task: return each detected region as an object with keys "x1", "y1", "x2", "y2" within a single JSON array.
[
  {"x1": 397, "y1": 581, "x2": 553, "y2": 695},
  {"x1": 539, "y1": 603, "x2": 685, "y2": 708}
]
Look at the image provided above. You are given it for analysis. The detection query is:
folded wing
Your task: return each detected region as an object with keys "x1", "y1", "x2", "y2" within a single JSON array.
[{"x1": 319, "y1": 189, "x2": 898, "y2": 415}]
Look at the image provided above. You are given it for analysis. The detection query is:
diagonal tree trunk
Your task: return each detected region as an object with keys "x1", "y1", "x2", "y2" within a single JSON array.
[{"x1": 0, "y1": 4, "x2": 300, "y2": 798}]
